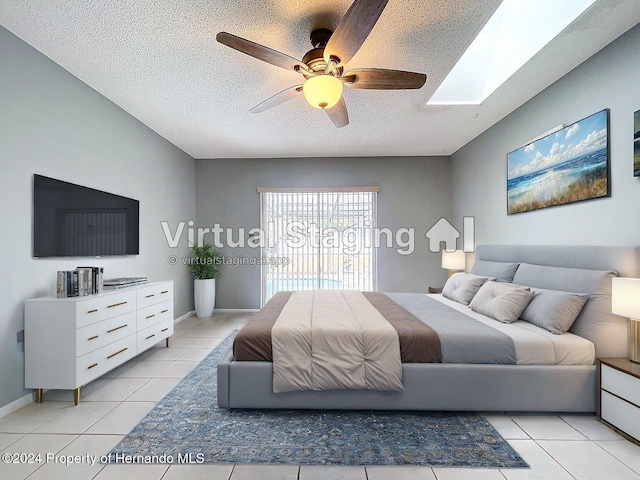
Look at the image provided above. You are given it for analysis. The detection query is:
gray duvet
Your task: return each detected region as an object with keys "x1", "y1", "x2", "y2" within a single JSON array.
[{"x1": 386, "y1": 293, "x2": 517, "y2": 364}]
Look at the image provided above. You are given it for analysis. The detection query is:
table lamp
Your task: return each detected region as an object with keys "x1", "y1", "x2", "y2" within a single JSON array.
[
  {"x1": 441, "y1": 250, "x2": 466, "y2": 277},
  {"x1": 611, "y1": 277, "x2": 640, "y2": 363}
]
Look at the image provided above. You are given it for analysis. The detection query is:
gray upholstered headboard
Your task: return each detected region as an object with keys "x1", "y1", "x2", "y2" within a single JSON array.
[
  {"x1": 472, "y1": 244, "x2": 640, "y2": 358},
  {"x1": 474, "y1": 244, "x2": 640, "y2": 278}
]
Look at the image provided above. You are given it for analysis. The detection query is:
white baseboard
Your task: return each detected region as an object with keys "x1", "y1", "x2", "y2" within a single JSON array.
[
  {"x1": 0, "y1": 392, "x2": 36, "y2": 419},
  {"x1": 175, "y1": 309, "x2": 258, "y2": 323},
  {"x1": 214, "y1": 308, "x2": 259, "y2": 313},
  {"x1": 174, "y1": 310, "x2": 195, "y2": 324}
]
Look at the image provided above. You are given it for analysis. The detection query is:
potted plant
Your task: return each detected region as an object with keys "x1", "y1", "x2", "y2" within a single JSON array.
[{"x1": 188, "y1": 243, "x2": 222, "y2": 318}]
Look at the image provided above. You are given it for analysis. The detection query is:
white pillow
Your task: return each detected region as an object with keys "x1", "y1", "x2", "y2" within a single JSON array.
[
  {"x1": 520, "y1": 287, "x2": 589, "y2": 334},
  {"x1": 442, "y1": 272, "x2": 494, "y2": 305},
  {"x1": 469, "y1": 282, "x2": 534, "y2": 323}
]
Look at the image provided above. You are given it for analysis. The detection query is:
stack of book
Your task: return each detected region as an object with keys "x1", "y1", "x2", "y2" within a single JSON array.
[{"x1": 56, "y1": 267, "x2": 104, "y2": 298}]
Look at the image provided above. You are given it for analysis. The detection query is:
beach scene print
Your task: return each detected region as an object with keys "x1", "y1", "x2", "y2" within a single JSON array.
[
  {"x1": 634, "y1": 109, "x2": 640, "y2": 177},
  {"x1": 507, "y1": 110, "x2": 609, "y2": 214}
]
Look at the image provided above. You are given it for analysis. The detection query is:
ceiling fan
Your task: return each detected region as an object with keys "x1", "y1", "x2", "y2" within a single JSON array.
[{"x1": 216, "y1": 0, "x2": 427, "y2": 128}]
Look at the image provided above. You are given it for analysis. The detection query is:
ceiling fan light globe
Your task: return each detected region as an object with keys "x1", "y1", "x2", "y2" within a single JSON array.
[{"x1": 303, "y1": 75, "x2": 343, "y2": 109}]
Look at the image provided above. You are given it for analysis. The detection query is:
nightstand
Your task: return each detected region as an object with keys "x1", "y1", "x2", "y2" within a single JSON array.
[{"x1": 599, "y1": 357, "x2": 640, "y2": 444}]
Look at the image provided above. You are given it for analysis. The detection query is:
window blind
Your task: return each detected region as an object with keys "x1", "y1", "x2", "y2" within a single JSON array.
[{"x1": 260, "y1": 188, "x2": 377, "y2": 306}]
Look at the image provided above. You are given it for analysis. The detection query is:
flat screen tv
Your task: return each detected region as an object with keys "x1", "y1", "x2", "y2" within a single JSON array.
[{"x1": 33, "y1": 174, "x2": 140, "y2": 257}]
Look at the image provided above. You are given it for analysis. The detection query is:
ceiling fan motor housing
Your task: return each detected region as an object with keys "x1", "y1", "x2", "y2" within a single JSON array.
[
  {"x1": 300, "y1": 29, "x2": 343, "y2": 79},
  {"x1": 301, "y1": 48, "x2": 339, "y2": 76}
]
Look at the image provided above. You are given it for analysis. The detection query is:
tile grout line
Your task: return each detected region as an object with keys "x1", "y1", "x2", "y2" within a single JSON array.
[
  {"x1": 532, "y1": 438, "x2": 581, "y2": 480},
  {"x1": 591, "y1": 439, "x2": 640, "y2": 477},
  {"x1": 502, "y1": 415, "x2": 581, "y2": 480}
]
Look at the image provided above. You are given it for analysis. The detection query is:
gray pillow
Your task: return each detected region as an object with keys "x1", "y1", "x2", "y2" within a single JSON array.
[
  {"x1": 470, "y1": 260, "x2": 520, "y2": 283},
  {"x1": 512, "y1": 263, "x2": 618, "y2": 347},
  {"x1": 442, "y1": 272, "x2": 493, "y2": 305},
  {"x1": 469, "y1": 282, "x2": 534, "y2": 323},
  {"x1": 520, "y1": 287, "x2": 589, "y2": 334}
]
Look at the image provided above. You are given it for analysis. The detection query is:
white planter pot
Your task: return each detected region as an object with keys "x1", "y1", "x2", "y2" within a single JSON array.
[{"x1": 194, "y1": 278, "x2": 216, "y2": 318}]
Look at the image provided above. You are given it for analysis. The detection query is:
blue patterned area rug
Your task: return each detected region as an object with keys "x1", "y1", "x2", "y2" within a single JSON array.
[{"x1": 109, "y1": 331, "x2": 528, "y2": 468}]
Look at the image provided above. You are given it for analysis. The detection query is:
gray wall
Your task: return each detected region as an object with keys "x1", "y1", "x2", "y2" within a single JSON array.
[
  {"x1": 195, "y1": 156, "x2": 452, "y2": 309},
  {"x1": 0, "y1": 26, "x2": 196, "y2": 410},
  {"x1": 451, "y1": 24, "x2": 640, "y2": 246}
]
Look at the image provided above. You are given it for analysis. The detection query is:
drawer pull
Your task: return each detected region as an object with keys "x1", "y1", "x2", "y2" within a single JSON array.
[
  {"x1": 145, "y1": 294, "x2": 155, "y2": 298},
  {"x1": 161, "y1": 309, "x2": 168, "y2": 314},
  {"x1": 87, "y1": 309, "x2": 98, "y2": 314},
  {"x1": 160, "y1": 290, "x2": 169, "y2": 294},
  {"x1": 87, "y1": 363, "x2": 98, "y2": 369},
  {"x1": 146, "y1": 334, "x2": 156, "y2": 340},
  {"x1": 88, "y1": 335, "x2": 99, "y2": 341},
  {"x1": 107, "y1": 301, "x2": 127, "y2": 309},
  {"x1": 161, "y1": 328, "x2": 168, "y2": 333},
  {"x1": 107, "y1": 324, "x2": 128, "y2": 333},
  {"x1": 107, "y1": 347, "x2": 128, "y2": 359},
  {"x1": 146, "y1": 314, "x2": 155, "y2": 319}
]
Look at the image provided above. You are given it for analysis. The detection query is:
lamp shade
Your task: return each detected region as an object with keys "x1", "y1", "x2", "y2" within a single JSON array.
[
  {"x1": 441, "y1": 250, "x2": 466, "y2": 270},
  {"x1": 612, "y1": 277, "x2": 640, "y2": 318},
  {"x1": 303, "y1": 75, "x2": 343, "y2": 109}
]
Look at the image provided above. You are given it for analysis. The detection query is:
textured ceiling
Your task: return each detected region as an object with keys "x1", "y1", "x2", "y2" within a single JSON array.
[{"x1": 1, "y1": 0, "x2": 639, "y2": 159}]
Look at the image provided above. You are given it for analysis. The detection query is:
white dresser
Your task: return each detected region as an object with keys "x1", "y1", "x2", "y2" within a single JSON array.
[
  {"x1": 599, "y1": 357, "x2": 640, "y2": 444},
  {"x1": 25, "y1": 281, "x2": 174, "y2": 404}
]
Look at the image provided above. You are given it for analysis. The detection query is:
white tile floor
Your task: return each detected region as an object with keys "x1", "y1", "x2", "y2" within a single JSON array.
[{"x1": 2, "y1": 312, "x2": 640, "y2": 480}]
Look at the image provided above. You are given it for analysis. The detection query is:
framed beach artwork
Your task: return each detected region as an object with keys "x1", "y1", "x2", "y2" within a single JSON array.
[
  {"x1": 634, "y1": 109, "x2": 640, "y2": 177},
  {"x1": 507, "y1": 109, "x2": 610, "y2": 214}
]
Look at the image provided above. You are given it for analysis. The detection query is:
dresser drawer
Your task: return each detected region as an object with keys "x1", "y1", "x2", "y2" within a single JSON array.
[
  {"x1": 601, "y1": 390, "x2": 640, "y2": 441},
  {"x1": 137, "y1": 283, "x2": 173, "y2": 309},
  {"x1": 137, "y1": 299, "x2": 173, "y2": 328},
  {"x1": 77, "y1": 334, "x2": 137, "y2": 386},
  {"x1": 602, "y1": 364, "x2": 640, "y2": 408},
  {"x1": 75, "y1": 290, "x2": 136, "y2": 328},
  {"x1": 137, "y1": 318, "x2": 174, "y2": 353},
  {"x1": 76, "y1": 311, "x2": 136, "y2": 357}
]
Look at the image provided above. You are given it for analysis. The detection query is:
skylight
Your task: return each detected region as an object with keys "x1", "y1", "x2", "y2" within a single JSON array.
[{"x1": 427, "y1": 0, "x2": 597, "y2": 105}]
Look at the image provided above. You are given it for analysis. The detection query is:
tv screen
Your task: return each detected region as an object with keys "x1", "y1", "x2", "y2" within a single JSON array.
[{"x1": 33, "y1": 174, "x2": 140, "y2": 257}]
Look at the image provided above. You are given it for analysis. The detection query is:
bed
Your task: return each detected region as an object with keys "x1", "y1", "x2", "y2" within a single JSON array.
[{"x1": 217, "y1": 244, "x2": 640, "y2": 412}]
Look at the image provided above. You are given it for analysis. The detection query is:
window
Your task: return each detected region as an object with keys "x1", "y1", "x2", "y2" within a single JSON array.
[
  {"x1": 259, "y1": 187, "x2": 378, "y2": 306},
  {"x1": 427, "y1": 0, "x2": 597, "y2": 105}
]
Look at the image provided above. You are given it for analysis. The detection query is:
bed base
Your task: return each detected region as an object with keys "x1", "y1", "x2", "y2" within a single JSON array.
[{"x1": 217, "y1": 353, "x2": 597, "y2": 412}]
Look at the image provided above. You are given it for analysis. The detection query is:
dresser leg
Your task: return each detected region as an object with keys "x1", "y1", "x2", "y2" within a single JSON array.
[
  {"x1": 74, "y1": 387, "x2": 81, "y2": 405},
  {"x1": 35, "y1": 389, "x2": 43, "y2": 403},
  {"x1": 166, "y1": 337, "x2": 170, "y2": 348}
]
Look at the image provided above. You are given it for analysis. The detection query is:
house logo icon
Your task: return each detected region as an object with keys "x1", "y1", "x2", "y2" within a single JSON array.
[{"x1": 425, "y1": 217, "x2": 475, "y2": 253}]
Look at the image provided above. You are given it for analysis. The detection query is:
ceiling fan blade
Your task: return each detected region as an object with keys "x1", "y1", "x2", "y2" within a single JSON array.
[
  {"x1": 324, "y1": 0, "x2": 389, "y2": 66},
  {"x1": 217, "y1": 32, "x2": 305, "y2": 72},
  {"x1": 325, "y1": 96, "x2": 349, "y2": 128},
  {"x1": 250, "y1": 85, "x2": 304, "y2": 113},
  {"x1": 343, "y1": 68, "x2": 427, "y2": 89}
]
